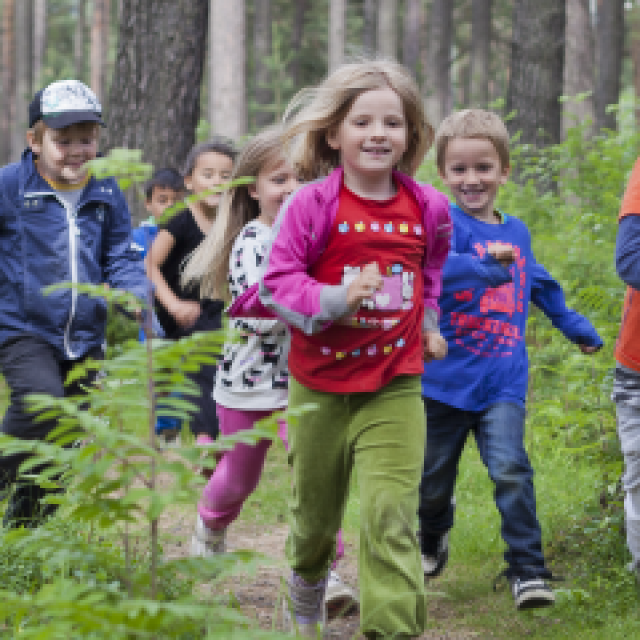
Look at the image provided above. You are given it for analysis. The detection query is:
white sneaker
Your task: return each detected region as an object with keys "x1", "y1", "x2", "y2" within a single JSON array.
[
  {"x1": 324, "y1": 570, "x2": 359, "y2": 620},
  {"x1": 190, "y1": 515, "x2": 226, "y2": 557},
  {"x1": 510, "y1": 575, "x2": 555, "y2": 610},
  {"x1": 283, "y1": 572, "x2": 327, "y2": 637}
]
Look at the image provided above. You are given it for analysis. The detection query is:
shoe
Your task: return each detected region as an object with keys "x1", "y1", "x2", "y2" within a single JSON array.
[
  {"x1": 510, "y1": 575, "x2": 555, "y2": 610},
  {"x1": 421, "y1": 531, "x2": 449, "y2": 578},
  {"x1": 324, "y1": 570, "x2": 359, "y2": 620},
  {"x1": 283, "y1": 571, "x2": 327, "y2": 637},
  {"x1": 190, "y1": 515, "x2": 226, "y2": 557}
]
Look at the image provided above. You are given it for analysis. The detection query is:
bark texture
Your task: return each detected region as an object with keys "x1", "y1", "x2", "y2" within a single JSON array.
[
  {"x1": 90, "y1": 0, "x2": 110, "y2": 102},
  {"x1": 377, "y1": 0, "x2": 397, "y2": 59},
  {"x1": 506, "y1": 0, "x2": 566, "y2": 149},
  {"x1": 424, "y1": 0, "x2": 452, "y2": 126},
  {"x1": 562, "y1": 0, "x2": 595, "y2": 137},
  {"x1": 1, "y1": 0, "x2": 16, "y2": 164},
  {"x1": 13, "y1": 0, "x2": 32, "y2": 159},
  {"x1": 329, "y1": 0, "x2": 345, "y2": 72},
  {"x1": 74, "y1": 0, "x2": 87, "y2": 81},
  {"x1": 209, "y1": 0, "x2": 246, "y2": 138},
  {"x1": 253, "y1": 0, "x2": 273, "y2": 128},
  {"x1": 33, "y1": 0, "x2": 46, "y2": 87},
  {"x1": 288, "y1": 0, "x2": 308, "y2": 88},
  {"x1": 402, "y1": 0, "x2": 423, "y2": 78},
  {"x1": 595, "y1": 0, "x2": 624, "y2": 131},
  {"x1": 104, "y1": 0, "x2": 209, "y2": 173},
  {"x1": 470, "y1": 0, "x2": 492, "y2": 107},
  {"x1": 362, "y1": 0, "x2": 376, "y2": 55}
]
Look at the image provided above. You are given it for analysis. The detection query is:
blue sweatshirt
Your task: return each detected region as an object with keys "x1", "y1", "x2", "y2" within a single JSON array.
[{"x1": 422, "y1": 204, "x2": 603, "y2": 411}]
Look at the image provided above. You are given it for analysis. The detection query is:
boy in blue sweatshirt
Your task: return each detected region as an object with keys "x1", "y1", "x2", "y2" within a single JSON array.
[
  {"x1": 418, "y1": 109, "x2": 603, "y2": 609},
  {"x1": 0, "y1": 80, "x2": 147, "y2": 527}
]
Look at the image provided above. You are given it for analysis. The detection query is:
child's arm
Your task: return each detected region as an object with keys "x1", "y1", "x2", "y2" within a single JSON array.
[
  {"x1": 147, "y1": 229, "x2": 201, "y2": 329},
  {"x1": 616, "y1": 215, "x2": 640, "y2": 289},
  {"x1": 530, "y1": 260, "x2": 603, "y2": 352}
]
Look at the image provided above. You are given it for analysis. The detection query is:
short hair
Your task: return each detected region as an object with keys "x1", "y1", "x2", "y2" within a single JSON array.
[
  {"x1": 283, "y1": 58, "x2": 433, "y2": 180},
  {"x1": 28, "y1": 120, "x2": 100, "y2": 145},
  {"x1": 435, "y1": 109, "x2": 510, "y2": 172},
  {"x1": 144, "y1": 168, "x2": 185, "y2": 200},
  {"x1": 182, "y1": 137, "x2": 238, "y2": 177}
]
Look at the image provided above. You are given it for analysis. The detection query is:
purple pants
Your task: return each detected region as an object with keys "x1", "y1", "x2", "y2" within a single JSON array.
[{"x1": 198, "y1": 405, "x2": 345, "y2": 562}]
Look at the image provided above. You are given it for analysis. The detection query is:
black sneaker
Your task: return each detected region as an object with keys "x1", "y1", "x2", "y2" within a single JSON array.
[
  {"x1": 510, "y1": 575, "x2": 555, "y2": 610},
  {"x1": 421, "y1": 530, "x2": 449, "y2": 578}
]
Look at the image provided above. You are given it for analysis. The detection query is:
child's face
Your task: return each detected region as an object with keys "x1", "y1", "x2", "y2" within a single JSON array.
[
  {"x1": 28, "y1": 122, "x2": 99, "y2": 186},
  {"x1": 439, "y1": 137, "x2": 510, "y2": 222},
  {"x1": 184, "y1": 151, "x2": 233, "y2": 209},
  {"x1": 145, "y1": 186, "x2": 182, "y2": 220},
  {"x1": 249, "y1": 158, "x2": 299, "y2": 226},
  {"x1": 327, "y1": 87, "x2": 408, "y2": 189}
]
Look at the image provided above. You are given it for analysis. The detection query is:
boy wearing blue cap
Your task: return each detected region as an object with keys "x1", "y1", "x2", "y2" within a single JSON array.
[{"x1": 0, "y1": 79, "x2": 147, "y2": 527}]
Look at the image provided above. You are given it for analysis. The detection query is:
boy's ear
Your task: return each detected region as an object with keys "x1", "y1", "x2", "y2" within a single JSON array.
[
  {"x1": 500, "y1": 165, "x2": 511, "y2": 184},
  {"x1": 183, "y1": 174, "x2": 193, "y2": 192},
  {"x1": 26, "y1": 129, "x2": 41, "y2": 155}
]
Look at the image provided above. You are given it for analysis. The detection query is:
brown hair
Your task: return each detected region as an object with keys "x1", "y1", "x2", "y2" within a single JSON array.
[
  {"x1": 435, "y1": 109, "x2": 510, "y2": 172},
  {"x1": 283, "y1": 58, "x2": 433, "y2": 181}
]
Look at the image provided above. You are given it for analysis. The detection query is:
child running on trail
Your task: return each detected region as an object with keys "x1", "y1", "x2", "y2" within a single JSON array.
[
  {"x1": 230, "y1": 60, "x2": 452, "y2": 638},
  {"x1": 181, "y1": 126, "x2": 359, "y2": 620},
  {"x1": 418, "y1": 109, "x2": 603, "y2": 610},
  {"x1": 147, "y1": 140, "x2": 236, "y2": 443}
]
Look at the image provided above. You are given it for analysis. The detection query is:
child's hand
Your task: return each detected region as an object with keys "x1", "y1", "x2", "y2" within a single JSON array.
[
  {"x1": 579, "y1": 344, "x2": 601, "y2": 354},
  {"x1": 423, "y1": 330, "x2": 447, "y2": 363},
  {"x1": 170, "y1": 299, "x2": 201, "y2": 329},
  {"x1": 346, "y1": 262, "x2": 383, "y2": 312},
  {"x1": 487, "y1": 242, "x2": 516, "y2": 268}
]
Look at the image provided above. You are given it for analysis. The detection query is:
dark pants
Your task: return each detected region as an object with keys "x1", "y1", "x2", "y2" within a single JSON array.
[
  {"x1": 0, "y1": 334, "x2": 102, "y2": 526},
  {"x1": 185, "y1": 362, "x2": 220, "y2": 440},
  {"x1": 418, "y1": 398, "x2": 547, "y2": 576}
]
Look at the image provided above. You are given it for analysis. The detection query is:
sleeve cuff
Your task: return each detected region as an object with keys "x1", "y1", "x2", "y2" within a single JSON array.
[{"x1": 423, "y1": 307, "x2": 439, "y2": 332}]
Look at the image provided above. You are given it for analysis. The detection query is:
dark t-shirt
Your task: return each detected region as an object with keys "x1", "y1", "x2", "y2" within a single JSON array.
[{"x1": 155, "y1": 209, "x2": 223, "y2": 339}]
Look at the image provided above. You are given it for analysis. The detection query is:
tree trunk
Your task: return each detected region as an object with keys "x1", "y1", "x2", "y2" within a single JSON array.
[
  {"x1": 630, "y1": 2, "x2": 640, "y2": 128},
  {"x1": 253, "y1": 0, "x2": 273, "y2": 128},
  {"x1": 562, "y1": 0, "x2": 595, "y2": 137},
  {"x1": 329, "y1": 0, "x2": 345, "y2": 72},
  {"x1": 424, "y1": 0, "x2": 452, "y2": 126},
  {"x1": 288, "y1": 0, "x2": 308, "y2": 88},
  {"x1": 506, "y1": 0, "x2": 566, "y2": 151},
  {"x1": 377, "y1": 0, "x2": 397, "y2": 59},
  {"x1": 470, "y1": 0, "x2": 491, "y2": 107},
  {"x1": 595, "y1": 0, "x2": 624, "y2": 132},
  {"x1": 13, "y1": 0, "x2": 33, "y2": 159},
  {"x1": 33, "y1": 0, "x2": 46, "y2": 87},
  {"x1": 209, "y1": 0, "x2": 246, "y2": 139},
  {"x1": 90, "y1": 0, "x2": 110, "y2": 102},
  {"x1": 1, "y1": 0, "x2": 16, "y2": 164},
  {"x1": 362, "y1": 0, "x2": 376, "y2": 55},
  {"x1": 105, "y1": 0, "x2": 209, "y2": 179},
  {"x1": 74, "y1": 0, "x2": 87, "y2": 81},
  {"x1": 402, "y1": 0, "x2": 422, "y2": 78}
]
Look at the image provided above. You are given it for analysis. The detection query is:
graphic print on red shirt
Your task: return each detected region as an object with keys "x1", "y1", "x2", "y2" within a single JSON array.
[{"x1": 288, "y1": 182, "x2": 426, "y2": 393}]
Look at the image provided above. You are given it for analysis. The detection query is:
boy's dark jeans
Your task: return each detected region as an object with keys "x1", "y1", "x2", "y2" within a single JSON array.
[
  {"x1": 0, "y1": 334, "x2": 102, "y2": 527},
  {"x1": 418, "y1": 398, "x2": 547, "y2": 577}
]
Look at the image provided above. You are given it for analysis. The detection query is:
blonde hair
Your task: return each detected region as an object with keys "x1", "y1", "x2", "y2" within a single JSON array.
[
  {"x1": 182, "y1": 125, "x2": 286, "y2": 300},
  {"x1": 435, "y1": 109, "x2": 510, "y2": 172},
  {"x1": 283, "y1": 59, "x2": 432, "y2": 181}
]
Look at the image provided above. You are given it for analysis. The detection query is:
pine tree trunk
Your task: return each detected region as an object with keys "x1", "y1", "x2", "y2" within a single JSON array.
[
  {"x1": 74, "y1": 0, "x2": 86, "y2": 81},
  {"x1": 209, "y1": 0, "x2": 246, "y2": 139},
  {"x1": 1, "y1": 0, "x2": 16, "y2": 164},
  {"x1": 90, "y1": 0, "x2": 108, "y2": 101},
  {"x1": 253, "y1": 0, "x2": 273, "y2": 128},
  {"x1": 329, "y1": 0, "x2": 345, "y2": 72},
  {"x1": 630, "y1": 2, "x2": 640, "y2": 128},
  {"x1": 595, "y1": 0, "x2": 624, "y2": 132},
  {"x1": 288, "y1": 0, "x2": 308, "y2": 89},
  {"x1": 105, "y1": 0, "x2": 209, "y2": 177},
  {"x1": 470, "y1": 0, "x2": 491, "y2": 107},
  {"x1": 506, "y1": 0, "x2": 566, "y2": 150},
  {"x1": 33, "y1": 0, "x2": 46, "y2": 87},
  {"x1": 402, "y1": 0, "x2": 422, "y2": 78},
  {"x1": 377, "y1": 0, "x2": 397, "y2": 59},
  {"x1": 424, "y1": 0, "x2": 452, "y2": 126},
  {"x1": 562, "y1": 0, "x2": 595, "y2": 137},
  {"x1": 13, "y1": 0, "x2": 33, "y2": 159},
  {"x1": 362, "y1": 0, "x2": 376, "y2": 55}
]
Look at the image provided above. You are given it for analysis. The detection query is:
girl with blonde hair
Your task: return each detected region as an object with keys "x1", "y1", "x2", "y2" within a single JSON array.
[{"x1": 229, "y1": 59, "x2": 452, "y2": 638}]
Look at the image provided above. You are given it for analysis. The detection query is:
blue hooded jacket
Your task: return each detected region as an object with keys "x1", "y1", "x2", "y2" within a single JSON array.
[{"x1": 0, "y1": 149, "x2": 148, "y2": 360}]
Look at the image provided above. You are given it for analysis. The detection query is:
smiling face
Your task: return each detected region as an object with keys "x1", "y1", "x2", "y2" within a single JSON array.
[
  {"x1": 327, "y1": 86, "x2": 408, "y2": 197},
  {"x1": 184, "y1": 151, "x2": 234, "y2": 211},
  {"x1": 249, "y1": 157, "x2": 299, "y2": 226},
  {"x1": 439, "y1": 136, "x2": 510, "y2": 223},
  {"x1": 28, "y1": 122, "x2": 99, "y2": 186}
]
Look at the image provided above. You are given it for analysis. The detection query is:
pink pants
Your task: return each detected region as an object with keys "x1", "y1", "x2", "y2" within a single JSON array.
[{"x1": 198, "y1": 405, "x2": 344, "y2": 563}]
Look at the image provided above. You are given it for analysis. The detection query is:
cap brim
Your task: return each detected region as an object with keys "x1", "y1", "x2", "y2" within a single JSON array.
[{"x1": 42, "y1": 111, "x2": 106, "y2": 129}]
